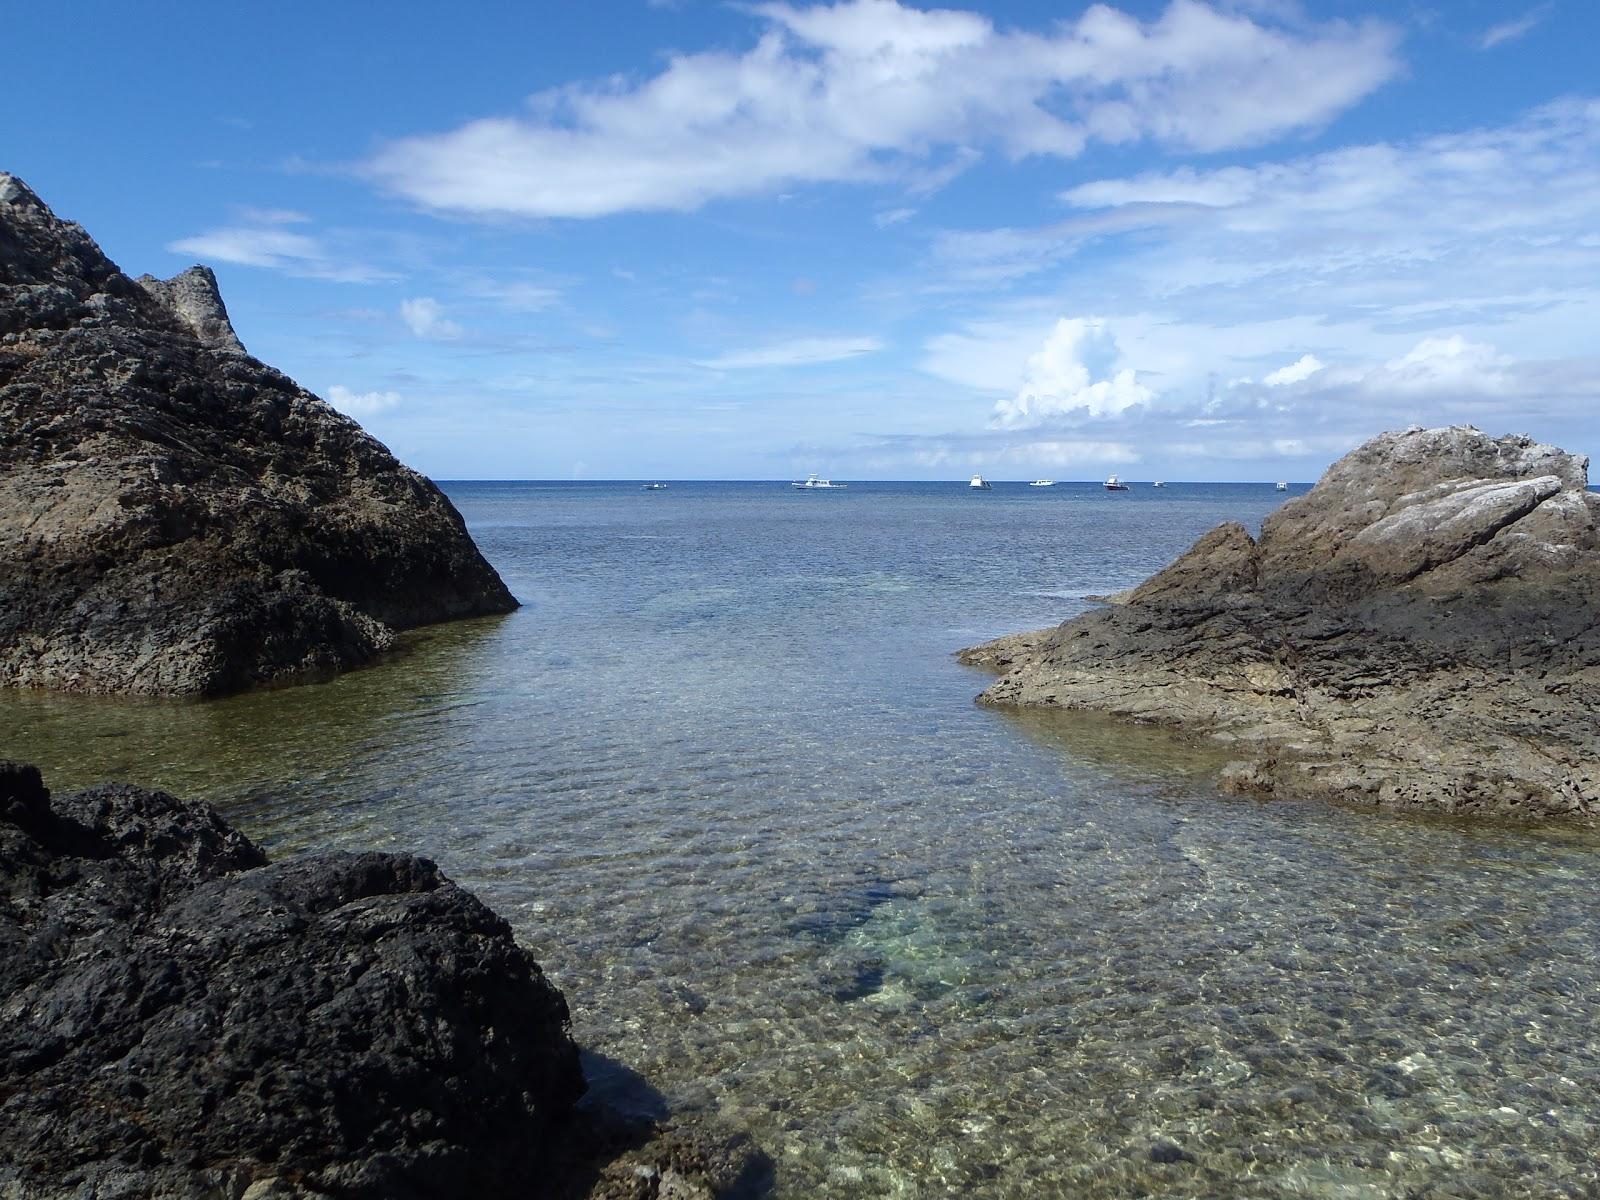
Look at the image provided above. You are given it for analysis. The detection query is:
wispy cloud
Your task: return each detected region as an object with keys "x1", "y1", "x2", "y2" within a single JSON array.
[
  {"x1": 364, "y1": 0, "x2": 1400, "y2": 219},
  {"x1": 1480, "y1": 4, "x2": 1553, "y2": 49},
  {"x1": 169, "y1": 212, "x2": 392, "y2": 284},
  {"x1": 699, "y1": 335, "x2": 883, "y2": 370}
]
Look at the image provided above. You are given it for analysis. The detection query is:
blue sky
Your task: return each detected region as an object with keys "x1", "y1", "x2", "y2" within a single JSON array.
[{"x1": 5, "y1": 1, "x2": 1596, "y2": 480}]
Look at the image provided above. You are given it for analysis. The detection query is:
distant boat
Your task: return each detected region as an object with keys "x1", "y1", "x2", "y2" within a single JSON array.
[
  {"x1": 1104, "y1": 475, "x2": 1130, "y2": 491},
  {"x1": 1029, "y1": 479, "x2": 1054, "y2": 487},
  {"x1": 1276, "y1": 480, "x2": 1289, "y2": 491},
  {"x1": 970, "y1": 474, "x2": 992, "y2": 490},
  {"x1": 641, "y1": 482, "x2": 669, "y2": 490},
  {"x1": 792, "y1": 473, "x2": 847, "y2": 490},
  {"x1": 1152, "y1": 480, "x2": 1165, "y2": 488}
]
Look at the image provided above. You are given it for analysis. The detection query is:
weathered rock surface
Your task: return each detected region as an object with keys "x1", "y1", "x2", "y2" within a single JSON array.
[
  {"x1": 961, "y1": 427, "x2": 1600, "y2": 818},
  {"x1": 0, "y1": 760, "x2": 587, "y2": 1198},
  {"x1": 0, "y1": 172, "x2": 516, "y2": 696}
]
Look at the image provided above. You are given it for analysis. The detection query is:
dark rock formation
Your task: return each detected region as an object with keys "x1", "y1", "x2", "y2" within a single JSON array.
[
  {"x1": 961, "y1": 426, "x2": 1600, "y2": 818},
  {"x1": 0, "y1": 172, "x2": 516, "y2": 696},
  {"x1": 0, "y1": 760, "x2": 586, "y2": 1199}
]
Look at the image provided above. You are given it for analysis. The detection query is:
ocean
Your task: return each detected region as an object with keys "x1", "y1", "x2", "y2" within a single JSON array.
[{"x1": 7, "y1": 480, "x2": 1598, "y2": 1198}]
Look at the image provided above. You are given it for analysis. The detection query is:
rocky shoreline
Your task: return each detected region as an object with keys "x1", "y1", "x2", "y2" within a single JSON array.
[
  {"x1": 0, "y1": 761, "x2": 769, "y2": 1199},
  {"x1": 962, "y1": 427, "x2": 1600, "y2": 820},
  {"x1": 0, "y1": 172, "x2": 516, "y2": 698}
]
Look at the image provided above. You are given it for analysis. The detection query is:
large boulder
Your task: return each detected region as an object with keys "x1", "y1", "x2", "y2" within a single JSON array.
[
  {"x1": 0, "y1": 760, "x2": 587, "y2": 1199},
  {"x1": 0, "y1": 172, "x2": 516, "y2": 696},
  {"x1": 962, "y1": 427, "x2": 1600, "y2": 818}
]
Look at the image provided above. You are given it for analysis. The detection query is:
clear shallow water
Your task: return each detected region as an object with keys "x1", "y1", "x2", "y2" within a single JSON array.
[{"x1": 7, "y1": 480, "x2": 1599, "y2": 1199}]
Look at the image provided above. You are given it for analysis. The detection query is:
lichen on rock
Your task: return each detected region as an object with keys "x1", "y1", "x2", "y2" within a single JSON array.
[{"x1": 961, "y1": 426, "x2": 1600, "y2": 819}]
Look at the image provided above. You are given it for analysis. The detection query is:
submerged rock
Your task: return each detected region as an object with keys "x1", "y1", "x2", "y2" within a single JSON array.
[
  {"x1": 0, "y1": 760, "x2": 586, "y2": 1199},
  {"x1": 961, "y1": 426, "x2": 1600, "y2": 819},
  {"x1": 0, "y1": 172, "x2": 516, "y2": 696}
]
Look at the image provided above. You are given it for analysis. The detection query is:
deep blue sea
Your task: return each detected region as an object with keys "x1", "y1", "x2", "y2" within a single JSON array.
[{"x1": 8, "y1": 480, "x2": 1598, "y2": 1198}]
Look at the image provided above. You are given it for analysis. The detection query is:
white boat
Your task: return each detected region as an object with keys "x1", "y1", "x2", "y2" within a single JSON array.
[
  {"x1": 1152, "y1": 480, "x2": 1165, "y2": 488},
  {"x1": 1104, "y1": 475, "x2": 1130, "y2": 491},
  {"x1": 792, "y1": 473, "x2": 847, "y2": 490},
  {"x1": 1276, "y1": 480, "x2": 1288, "y2": 492},
  {"x1": 1029, "y1": 479, "x2": 1054, "y2": 487},
  {"x1": 641, "y1": 482, "x2": 669, "y2": 490},
  {"x1": 970, "y1": 474, "x2": 992, "y2": 490}
]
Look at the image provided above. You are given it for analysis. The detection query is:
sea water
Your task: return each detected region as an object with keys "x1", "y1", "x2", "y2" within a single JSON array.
[{"x1": 7, "y1": 481, "x2": 1598, "y2": 1198}]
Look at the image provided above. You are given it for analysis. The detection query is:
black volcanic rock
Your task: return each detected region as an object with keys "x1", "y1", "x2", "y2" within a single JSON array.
[
  {"x1": 0, "y1": 172, "x2": 516, "y2": 696},
  {"x1": 0, "y1": 760, "x2": 586, "y2": 1199},
  {"x1": 962, "y1": 426, "x2": 1600, "y2": 818}
]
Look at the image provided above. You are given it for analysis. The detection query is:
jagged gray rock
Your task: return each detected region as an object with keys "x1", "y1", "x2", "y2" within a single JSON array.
[
  {"x1": 136, "y1": 264, "x2": 246, "y2": 353},
  {"x1": 961, "y1": 426, "x2": 1600, "y2": 819},
  {"x1": 0, "y1": 760, "x2": 586, "y2": 1199},
  {"x1": 0, "y1": 171, "x2": 517, "y2": 696}
]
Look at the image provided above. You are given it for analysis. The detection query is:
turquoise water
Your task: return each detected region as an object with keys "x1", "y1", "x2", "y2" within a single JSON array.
[{"x1": 7, "y1": 481, "x2": 1598, "y2": 1198}]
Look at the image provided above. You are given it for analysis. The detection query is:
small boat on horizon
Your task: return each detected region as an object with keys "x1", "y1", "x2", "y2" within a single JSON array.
[
  {"x1": 792, "y1": 473, "x2": 847, "y2": 490},
  {"x1": 641, "y1": 482, "x2": 669, "y2": 490},
  {"x1": 1152, "y1": 480, "x2": 1165, "y2": 488},
  {"x1": 1029, "y1": 479, "x2": 1054, "y2": 487},
  {"x1": 1104, "y1": 475, "x2": 1130, "y2": 491},
  {"x1": 970, "y1": 474, "x2": 992, "y2": 490},
  {"x1": 1276, "y1": 480, "x2": 1289, "y2": 491}
]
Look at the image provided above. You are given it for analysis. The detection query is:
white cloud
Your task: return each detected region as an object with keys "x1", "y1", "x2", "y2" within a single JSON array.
[
  {"x1": 699, "y1": 335, "x2": 882, "y2": 369},
  {"x1": 1052, "y1": 99, "x2": 1600, "y2": 318},
  {"x1": 1263, "y1": 354, "x2": 1324, "y2": 386},
  {"x1": 365, "y1": 0, "x2": 1399, "y2": 219},
  {"x1": 233, "y1": 206, "x2": 312, "y2": 226},
  {"x1": 992, "y1": 318, "x2": 1154, "y2": 428},
  {"x1": 1376, "y1": 335, "x2": 1512, "y2": 395},
  {"x1": 907, "y1": 98, "x2": 1600, "y2": 448},
  {"x1": 466, "y1": 279, "x2": 563, "y2": 312},
  {"x1": 1480, "y1": 5, "x2": 1552, "y2": 49},
  {"x1": 168, "y1": 219, "x2": 390, "y2": 284},
  {"x1": 875, "y1": 207, "x2": 917, "y2": 228},
  {"x1": 326, "y1": 385, "x2": 402, "y2": 417},
  {"x1": 399, "y1": 297, "x2": 463, "y2": 340}
]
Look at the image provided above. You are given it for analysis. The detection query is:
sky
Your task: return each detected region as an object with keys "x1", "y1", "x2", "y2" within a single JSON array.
[{"x1": 3, "y1": 0, "x2": 1597, "y2": 481}]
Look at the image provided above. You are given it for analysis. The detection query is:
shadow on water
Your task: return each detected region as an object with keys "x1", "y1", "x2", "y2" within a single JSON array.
[
  {"x1": 552, "y1": 1050, "x2": 776, "y2": 1200},
  {"x1": 0, "y1": 613, "x2": 514, "y2": 801}
]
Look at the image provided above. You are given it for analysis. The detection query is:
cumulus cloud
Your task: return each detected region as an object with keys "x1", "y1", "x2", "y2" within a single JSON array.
[
  {"x1": 365, "y1": 0, "x2": 1399, "y2": 219},
  {"x1": 991, "y1": 318, "x2": 1154, "y2": 428},
  {"x1": 1378, "y1": 335, "x2": 1512, "y2": 395},
  {"x1": 326, "y1": 385, "x2": 402, "y2": 417},
  {"x1": 699, "y1": 335, "x2": 883, "y2": 369},
  {"x1": 399, "y1": 297, "x2": 463, "y2": 340},
  {"x1": 1263, "y1": 354, "x2": 1324, "y2": 386},
  {"x1": 909, "y1": 97, "x2": 1600, "y2": 456}
]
